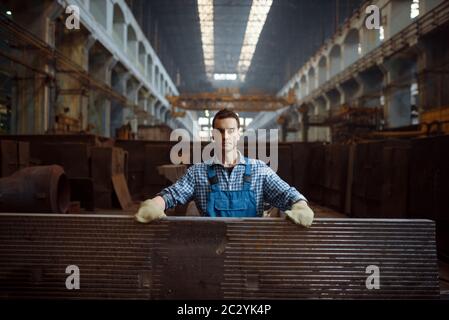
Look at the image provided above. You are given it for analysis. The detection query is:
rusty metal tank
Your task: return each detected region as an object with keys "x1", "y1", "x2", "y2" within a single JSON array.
[{"x1": 0, "y1": 165, "x2": 70, "y2": 213}]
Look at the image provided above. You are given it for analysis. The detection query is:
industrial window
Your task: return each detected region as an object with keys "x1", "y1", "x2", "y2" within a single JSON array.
[
  {"x1": 411, "y1": 0, "x2": 420, "y2": 19},
  {"x1": 198, "y1": 117, "x2": 209, "y2": 125},
  {"x1": 379, "y1": 26, "x2": 385, "y2": 41}
]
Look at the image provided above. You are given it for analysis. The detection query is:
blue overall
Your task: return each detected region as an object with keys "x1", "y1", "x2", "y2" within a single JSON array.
[{"x1": 206, "y1": 158, "x2": 258, "y2": 217}]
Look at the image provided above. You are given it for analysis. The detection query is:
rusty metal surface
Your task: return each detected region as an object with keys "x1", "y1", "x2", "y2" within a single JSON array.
[
  {"x1": 351, "y1": 140, "x2": 411, "y2": 218},
  {"x1": 38, "y1": 143, "x2": 91, "y2": 178},
  {"x1": 408, "y1": 136, "x2": 449, "y2": 260},
  {"x1": 18, "y1": 141, "x2": 29, "y2": 171},
  {"x1": 0, "y1": 140, "x2": 28, "y2": 177},
  {"x1": 157, "y1": 165, "x2": 188, "y2": 184},
  {"x1": 91, "y1": 147, "x2": 128, "y2": 209},
  {"x1": 143, "y1": 144, "x2": 174, "y2": 199},
  {"x1": 0, "y1": 215, "x2": 439, "y2": 299},
  {"x1": 222, "y1": 219, "x2": 438, "y2": 299},
  {"x1": 0, "y1": 135, "x2": 98, "y2": 165},
  {"x1": 0, "y1": 165, "x2": 70, "y2": 214},
  {"x1": 0, "y1": 134, "x2": 101, "y2": 146},
  {"x1": 111, "y1": 174, "x2": 133, "y2": 210},
  {"x1": 0, "y1": 140, "x2": 18, "y2": 177},
  {"x1": 69, "y1": 178, "x2": 94, "y2": 211},
  {"x1": 0, "y1": 213, "x2": 168, "y2": 299},
  {"x1": 115, "y1": 141, "x2": 147, "y2": 200}
]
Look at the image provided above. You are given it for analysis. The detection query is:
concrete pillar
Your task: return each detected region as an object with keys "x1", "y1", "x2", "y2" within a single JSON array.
[
  {"x1": 308, "y1": 68, "x2": 316, "y2": 94},
  {"x1": 161, "y1": 108, "x2": 169, "y2": 124},
  {"x1": 165, "y1": 111, "x2": 173, "y2": 128},
  {"x1": 154, "y1": 103, "x2": 159, "y2": 121},
  {"x1": 343, "y1": 29, "x2": 361, "y2": 68},
  {"x1": 152, "y1": 102, "x2": 159, "y2": 124},
  {"x1": 317, "y1": 56, "x2": 328, "y2": 86},
  {"x1": 298, "y1": 103, "x2": 313, "y2": 142},
  {"x1": 112, "y1": 3, "x2": 126, "y2": 49},
  {"x1": 361, "y1": 26, "x2": 381, "y2": 54},
  {"x1": 314, "y1": 96, "x2": 331, "y2": 142},
  {"x1": 137, "y1": 88, "x2": 149, "y2": 125},
  {"x1": 300, "y1": 76, "x2": 307, "y2": 99},
  {"x1": 55, "y1": 21, "x2": 91, "y2": 131},
  {"x1": 89, "y1": 0, "x2": 109, "y2": 31},
  {"x1": 415, "y1": 32, "x2": 449, "y2": 110},
  {"x1": 9, "y1": 0, "x2": 62, "y2": 134},
  {"x1": 329, "y1": 45, "x2": 342, "y2": 78},
  {"x1": 293, "y1": 83, "x2": 300, "y2": 102},
  {"x1": 159, "y1": 74, "x2": 164, "y2": 94},
  {"x1": 356, "y1": 66, "x2": 384, "y2": 108},
  {"x1": 110, "y1": 68, "x2": 130, "y2": 137},
  {"x1": 126, "y1": 26, "x2": 138, "y2": 63},
  {"x1": 88, "y1": 42, "x2": 117, "y2": 137},
  {"x1": 124, "y1": 79, "x2": 141, "y2": 129},
  {"x1": 325, "y1": 88, "x2": 342, "y2": 112},
  {"x1": 421, "y1": 0, "x2": 445, "y2": 14},
  {"x1": 138, "y1": 89, "x2": 148, "y2": 110},
  {"x1": 309, "y1": 97, "x2": 330, "y2": 142},
  {"x1": 339, "y1": 77, "x2": 361, "y2": 106},
  {"x1": 385, "y1": 0, "x2": 413, "y2": 38},
  {"x1": 147, "y1": 95, "x2": 157, "y2": 123},
  {"x1": 382, "y1": 55, "x2": 417, "y2": 128},
  {"x1": 307, "y1": 101, "x2": 317, "y2": 142},
  {"x1": 148, "y1": 96, "x2": 158, "y2": 125},
  {"x1": 138, "y1": 43, "x2": 147, "y2": 75},
  {"x1": 157, "y1": 106, "x2": 164, "y2": 123},
  {"x1": 151, "y1": 65, "x2": 156, "y2": 87}
]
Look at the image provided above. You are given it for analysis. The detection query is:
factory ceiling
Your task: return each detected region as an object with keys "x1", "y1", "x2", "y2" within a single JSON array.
[{"x1": 128, "y1": 0, "x2": 364, "y2": 95}]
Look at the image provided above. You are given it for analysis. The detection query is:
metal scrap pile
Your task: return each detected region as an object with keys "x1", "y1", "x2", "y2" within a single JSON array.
[{"x1": 329, "y1": 106, "x2": 383, "y2": 143}]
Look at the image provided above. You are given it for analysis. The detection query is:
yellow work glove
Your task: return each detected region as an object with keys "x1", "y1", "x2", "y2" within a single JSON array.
[
  {"x1": 285, "y1": 201, "x2": 314, "y2": 228},
  {"x1": 135, "y1": 199, "x2": 166, "y2": 223}
]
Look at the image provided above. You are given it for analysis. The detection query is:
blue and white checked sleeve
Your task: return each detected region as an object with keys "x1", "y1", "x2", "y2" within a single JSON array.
[
  {"x1": 262, "y1": 163, "x2": 307, "y2": 212},
  {"x1": 158, "y1": 166, "x2": 196, "y2": 209}
]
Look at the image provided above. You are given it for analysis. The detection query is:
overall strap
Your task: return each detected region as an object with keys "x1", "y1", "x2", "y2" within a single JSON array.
[
  {"x1": 243, "y1": 157, "x2": 252, "y2": 191},
  {"x1": 207, "y1": 165, "x2": 220, "y2": 191}
]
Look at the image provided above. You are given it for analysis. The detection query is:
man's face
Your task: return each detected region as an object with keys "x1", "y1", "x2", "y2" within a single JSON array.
[{"x1": 213, "y1": 117, "x2": 241, "y2": 152}]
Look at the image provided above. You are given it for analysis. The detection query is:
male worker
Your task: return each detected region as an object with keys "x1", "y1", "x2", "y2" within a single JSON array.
[{"x1": 135, "y1": 108, "x2": 314, "y2": 227}]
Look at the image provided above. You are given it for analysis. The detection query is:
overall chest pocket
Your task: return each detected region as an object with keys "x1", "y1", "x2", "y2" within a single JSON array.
[{"x1": 214, "y1": 199, "x2": 247, "y2": 211}]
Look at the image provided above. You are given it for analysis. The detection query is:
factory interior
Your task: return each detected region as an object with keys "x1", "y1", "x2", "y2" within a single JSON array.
[{"x1": 0, "y1": 0, "x2": 449, "y2": 300}]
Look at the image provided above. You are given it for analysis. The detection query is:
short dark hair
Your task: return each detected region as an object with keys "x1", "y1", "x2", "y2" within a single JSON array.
[{"x1": 212, "y1": 109, "x2": 240, "y2": 128}]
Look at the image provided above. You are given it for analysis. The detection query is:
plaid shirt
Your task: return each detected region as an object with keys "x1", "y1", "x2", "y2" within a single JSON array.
[{"x1": 159, "y1": 151, "x2": 307, "y2": 216}]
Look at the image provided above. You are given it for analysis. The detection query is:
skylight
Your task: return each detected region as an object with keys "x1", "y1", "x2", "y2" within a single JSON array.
[
  {"x1": 379, "y1": 26, "x2": 385, "y2": 41},
  {"x1": 410, "y1": 0, "x2": 419, "y2": 19},
  {"x1": 197, "y1": 0, "x2": 214, "y2": 78},
  {"x1": 237, "y1": 0, "x2": 273, "y2": 81},
  {"x1": 214, "y1": 73, "x2": 238, "y2": 81}
]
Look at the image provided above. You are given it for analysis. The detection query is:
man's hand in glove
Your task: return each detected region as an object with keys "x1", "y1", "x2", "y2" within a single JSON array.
[
  {"x1": 285, "y1": 200, "x2": 314, "y2": 228},
  {"x1": 135, "y1": 196, "x2": 166, "y2": 223}
]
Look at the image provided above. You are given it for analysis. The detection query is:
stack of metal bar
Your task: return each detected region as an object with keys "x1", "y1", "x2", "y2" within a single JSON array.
[{"x1": 0, "y1": 214, "x2": 440, "y2": 299}]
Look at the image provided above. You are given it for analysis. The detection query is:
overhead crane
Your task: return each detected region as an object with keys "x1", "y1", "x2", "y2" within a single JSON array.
[{"x1": 166, "y1": 89, "x2": 296, "y2": 115}]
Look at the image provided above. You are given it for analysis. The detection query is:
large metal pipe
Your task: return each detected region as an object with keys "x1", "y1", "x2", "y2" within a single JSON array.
[{"x1": 0, "y1": 165, "x2": 70, "y2": 213}]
